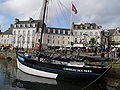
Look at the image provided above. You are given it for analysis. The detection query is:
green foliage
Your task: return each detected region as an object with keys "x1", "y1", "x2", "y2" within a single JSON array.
[{"x1": 89, "y1": 37, "x2": 96, "y2": 46}]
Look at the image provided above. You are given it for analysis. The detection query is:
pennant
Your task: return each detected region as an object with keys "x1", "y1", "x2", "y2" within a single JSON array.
[{"x1": 72, "y1": 3, "x2": 78, "y2": 14}]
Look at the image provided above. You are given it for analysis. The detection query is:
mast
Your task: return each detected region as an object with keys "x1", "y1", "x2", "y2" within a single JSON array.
[{"x1": 38, "y1": 0, "x2": 48, "y2": 51}]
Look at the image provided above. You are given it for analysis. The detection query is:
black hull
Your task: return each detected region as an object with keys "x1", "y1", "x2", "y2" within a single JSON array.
[{"x1": 17, "y1": 53, "x2": 110, "y2": 79}]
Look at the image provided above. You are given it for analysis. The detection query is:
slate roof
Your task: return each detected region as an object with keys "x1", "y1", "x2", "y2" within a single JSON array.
[{"x1": 0, "y1": 28, "x2": 12, "y2": 35}]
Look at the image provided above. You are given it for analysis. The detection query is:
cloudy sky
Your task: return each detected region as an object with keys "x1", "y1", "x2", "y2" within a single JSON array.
[{"x1": 0, "y1": 0, "x2": 120, "y2": 31}]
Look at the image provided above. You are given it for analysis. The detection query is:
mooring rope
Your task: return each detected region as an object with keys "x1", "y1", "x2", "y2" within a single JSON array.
[{"x1": 81, "y1": 58, "x2": 120, "y2": 90}]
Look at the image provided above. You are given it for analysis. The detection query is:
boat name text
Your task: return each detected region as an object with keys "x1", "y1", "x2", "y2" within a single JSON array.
[{"x1": 63, "y1": 68, "x2": 92, "y2": 73}]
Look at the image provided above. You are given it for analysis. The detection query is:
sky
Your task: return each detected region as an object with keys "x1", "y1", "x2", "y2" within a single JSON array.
[{"x1": 0, "y1": 0, "x2": 120, "y2": 31}]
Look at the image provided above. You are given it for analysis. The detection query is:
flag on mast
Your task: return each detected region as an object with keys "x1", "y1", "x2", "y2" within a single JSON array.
[{"x1": 72, "y1": 3, "x2": 78, "y2": 14}]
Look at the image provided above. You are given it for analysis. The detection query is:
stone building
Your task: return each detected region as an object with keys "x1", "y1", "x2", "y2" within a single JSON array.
[
  {"x1": 72, "y1": 23, "x2": 102, "y2": 46},
  {"x1": 0, "y1": 28, "x2": 13, "y2": 47},
  {"x1": 11, "y1": 18, "x2": 38, "y2": 49},
  {"x1": 1, "y1": 18, "x2": 105, "y2": 49},
  {"x1": 11, "y1": 18, "x2": 71, "y2": 49}
]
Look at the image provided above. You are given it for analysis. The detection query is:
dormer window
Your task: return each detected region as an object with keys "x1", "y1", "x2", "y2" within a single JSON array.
[
  {"x1": 55, "y1": 30, "x2": 58, "y2": 34},
  {"x1": 48, "y1": 29, "x2": 50, "y2": 33},
  {"x1": 65, "y1": 30, "x2": 68, "y2": 34},
  {"x1": 20, "y1": 24, "x2": 23, "y2": 27},
  {"x1": 25, "y1": 24, "x2": 27, "y2": 27},
  {"x1": 78, "y1": 26, "x2": 80, "y2": 29},
  {"x1": 63, "y1": 30, "x2": 65, "y2": 34},
  {"x1": 60, "y1": 30, "x2": 63, "y2": 34},
  {"x1": 14, "y1": 31, "x2": 16, "y2": 35},
  {"x1": 53, "y1": 29, "x2": 55, "y2": 33},
  {"x1": 30, "y1": 24, "x2": 33, "y2": 27},
  {"x1": 75, "y1": 26, "x2": 77, "y2": 29},
  {"x1": 58, "y1": 30, "x2": 60, "y2": 34}
]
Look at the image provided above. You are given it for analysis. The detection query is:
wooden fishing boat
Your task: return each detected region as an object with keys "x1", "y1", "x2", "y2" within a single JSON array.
[{"x1": 16, "y1": 52, "x2": 110, "y2": 79}]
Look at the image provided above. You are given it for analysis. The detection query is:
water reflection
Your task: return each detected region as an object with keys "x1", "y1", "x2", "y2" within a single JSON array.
[
  {"x1": 15, "y1": 70, "x2": 108, "y2": 90},
  {"x1": 0, "y1": 59, "x2": 119, "y2": 90}
]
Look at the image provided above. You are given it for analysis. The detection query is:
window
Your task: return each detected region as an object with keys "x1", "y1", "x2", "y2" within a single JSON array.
[
  {"x1": 50, "y1": 29, "x2": 53, "y2": 33},
  {"x1": 58, "y1": 41, "x2": 59, "y2": 44},
  {"x1": 27, "y1": 37, "x2": 30, "y2": 43},
  {"x1": 14, "y1": 37, "x2": 15, "y2": 42},
  {"x1": 33, "y1": 30, "x2": 35, "y2": 34},
  {"x1": 28, "y1": 31, "x2": 30, "y2": 35},
  {"x1": 30, "y1": 24, "x2": 33, "y2": 27},
  {"x1": 20, "y1": 24, "x2": 23, "y2": 27},
  {"x1": 78, "y1": 26, "x2": 80, "y2": 29},
  {"x1": 53, "y1": 40, "x2": 54, "y2": 44},
  {"x1": 18, "y1": 31, "x2": 20, "y2": 34},
  {"x1": 23, "y1": 31, "x2": 25, "y2": 35},
  {"x1": 80, "y1": 26, "x2": 83, "y2": 29},
  {"x1": 53, "y1": 29, "x2": 55, "y2": 33},
  {"x1": 65, "y1": 30, "x2": 68, "y2": 34},
  {"x1": 48, "y1": 29, "x2": 50, "y2": 33},
  {"x1": 75, "y1": 32, "x2": 77, "y2": 36},
  {"x1": 75, "y1": 26, "x2": 77, "y2": 29},
  {"x1": 14, "y1": 31, "x2": 16, "y2": 35},
  {"x1": 90, "y1": 32, "x2": 93, "y2": 36},
  {"x1": 63, "y1": 30, "x2": 65, "y2": 34},
  {"x1": 48, "y1": 39, "x2": 50, "y2": 43},
  {"x1": 23, "y1": 37, "x2": 25, "y2": 42},
  {"x1": 63, "y1": 41, "x2": 64, "y2": 44},
  {"x1": 80, "y1": 32, "x2": 82, "y2": 36},
  {"x1": 75, "y1": 38, "x2": 77, "y2": 43},
  {"x1": 4, "y1": 40, "x2": 6, "y2": 43},
  {"x1": 95, "y1": 32, "x2": 98, "y2": 36},
  {"x1": 58, "y1": 30, "x2": 60, "y2": 34},
  {"x1": 68, "y1": 41, "x2": 70, "y2": 44},
  {"x1": 7, "y1": 39, "x2": 9, "y2": 44},
  {"x1": 60, "y1": 30, "x2": 63, "y2": 34},
  {"x1": 55, "y1": 30, "x2": 58, "y2": 34}
]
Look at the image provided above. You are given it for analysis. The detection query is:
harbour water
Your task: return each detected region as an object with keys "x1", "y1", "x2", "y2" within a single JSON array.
[{"x1": 0, "y1": 59, "x2": 120, "y2": 90}]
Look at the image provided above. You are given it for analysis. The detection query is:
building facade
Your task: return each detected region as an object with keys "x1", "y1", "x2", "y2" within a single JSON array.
[
  {"x1": 0, "y1": 18, "x2": 105, "y2": 49},
  {"x1": 11, "y1": 18, "x2": 71, "y2": 49},
  {"x1": 72, "y1": 23, "x2": 102, "y2": 46},
  {"x1": 0, "y1": 28, "x2": 13, "y2": 47}
]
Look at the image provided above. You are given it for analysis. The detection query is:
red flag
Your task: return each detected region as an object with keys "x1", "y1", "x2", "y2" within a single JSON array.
[{"x1": 72, "y1": 3, "x2": 78, "y2": 14}]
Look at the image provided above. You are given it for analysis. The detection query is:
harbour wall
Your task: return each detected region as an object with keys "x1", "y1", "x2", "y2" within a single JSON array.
[
  {"x1": 0, "y1": 51, "x2": 120, "y2": 80},
  {"x1": 0, "y1": 51, "x2": 16, "y2": 60}
]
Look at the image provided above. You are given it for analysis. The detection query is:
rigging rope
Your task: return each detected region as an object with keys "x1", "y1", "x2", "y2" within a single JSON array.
[{"x1": 81, "y1": 58, "x2": 120, "y2": 90}]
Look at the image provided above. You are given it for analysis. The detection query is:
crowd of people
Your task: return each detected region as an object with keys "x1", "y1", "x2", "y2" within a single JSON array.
[{"x1": 56, "y1": 46, "x2": 120, "y2": 59}]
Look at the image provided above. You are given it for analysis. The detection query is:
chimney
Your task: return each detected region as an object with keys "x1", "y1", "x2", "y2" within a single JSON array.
[
  {"x1": 15, "y1": 18, "x2": 19, "y2": 23},
  {"x1": 29, "y1": 18, "x2": 33, "y2": 22}
]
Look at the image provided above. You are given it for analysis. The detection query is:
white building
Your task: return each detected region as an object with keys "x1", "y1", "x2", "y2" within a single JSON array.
[
  {"x1": 1, "y1": 18, "x2": 103, "y2": 49},
  {"x1": 72, "y1": 23, "x2": 102, "y2": 46},
  {"x1": 11, "y1": 18, "x2": 71, "y2": 49},
  {"x1": 12, "y1": 18, "x2": 39, "y2": 49},
  {"x1": 0, "y1": 28, "x2": 12, "y2": 47}
]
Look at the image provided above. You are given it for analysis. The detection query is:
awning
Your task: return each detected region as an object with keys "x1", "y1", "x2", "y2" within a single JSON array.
[{"x1": 73, "y1": 44, "x2": 83, "y2": 47}]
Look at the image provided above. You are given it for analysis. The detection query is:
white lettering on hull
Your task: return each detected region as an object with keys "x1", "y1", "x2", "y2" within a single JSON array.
[{"x1": 63, "y1": 68, "x2": 92, "y2": 73}]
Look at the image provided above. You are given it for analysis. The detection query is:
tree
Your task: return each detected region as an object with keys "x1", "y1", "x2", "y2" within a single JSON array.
[{"x1": 89, "y1": 38, "x2": 96, "y2": 46}]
